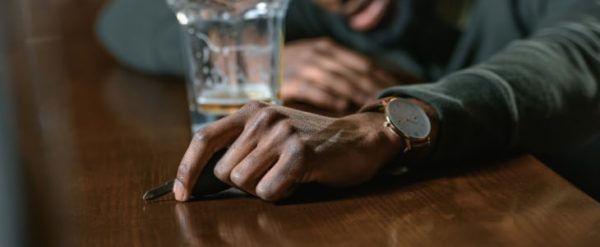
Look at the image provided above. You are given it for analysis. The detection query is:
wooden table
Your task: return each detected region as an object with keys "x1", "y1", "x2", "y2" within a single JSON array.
[{"x1": 5, "y1": 0, "x2": 600, "y2": 246}]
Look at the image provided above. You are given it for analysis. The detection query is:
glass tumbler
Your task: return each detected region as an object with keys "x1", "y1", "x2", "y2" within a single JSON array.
[{"x1": 167, "y1": 0, "x2": 290, "y2": 132}]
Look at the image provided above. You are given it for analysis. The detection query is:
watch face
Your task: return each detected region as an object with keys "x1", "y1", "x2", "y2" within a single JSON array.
[{"x1": 385, "y1": 99, "x2": 431, "y2": 139}]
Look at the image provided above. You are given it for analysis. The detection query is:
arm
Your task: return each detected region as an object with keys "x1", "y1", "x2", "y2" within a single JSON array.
[
  {"x1": 380, "y1": 0, "x2": 600, "y2": 163},
  {"x1": 95, "y1": 0, "x2": 330, "y2": 76},
  {"x1": 97, "y1": 0, "x2": 184, "y2": 76},
  {"x1": 172, "y1": 102, "x2": 406, "y2": 201}
]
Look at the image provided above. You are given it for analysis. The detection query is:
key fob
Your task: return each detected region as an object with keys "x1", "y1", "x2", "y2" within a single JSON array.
[{"x1": 143, "y1": 149, "x2": 232, "y2": 201}]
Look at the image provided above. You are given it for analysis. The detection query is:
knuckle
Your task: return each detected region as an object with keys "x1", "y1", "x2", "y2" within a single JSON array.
[
  {"x1": 213, "y1": 165, "x2": 231, "y2": 183},
  {"x1": 176, "y1": 163, "x2": 191, "y2": 179},
  {"x1": 243, "y1": 101, "x2": 267, "y2": 112},
  {"x1": 176, "y1": 163, "x2": 190, "y2": 186},
  {"x1": 249, "y1": 108, "x2": 282, "y2": 128},
  {"x1": 258, "y1": 107, "x2": 279, "y2": 120},
  {"x1": 245, "y1": 152, "x2": 259, "y2": 164},
  {"x1": 192, "y1": 129, "x2": 211, "y2": 144},
  {"x1": 230, "y1": 169, "x2": 249, "y2": 188},
  {"x1": 246, "y1": 111, "x2": 270, "y2": 132},
  {"x1": 245, "y1": 120, "x2": 262, "y2": 134},
  {"x1": 275, "y1": 119, "x2": 295, "y2": 136},
  {"x1": 289, "y1": 139, "x2": 307, "y2": 157}
]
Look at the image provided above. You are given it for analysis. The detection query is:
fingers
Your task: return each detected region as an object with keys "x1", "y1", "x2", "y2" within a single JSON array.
[
  {"x1": 349, "y1": 0, "x2": 390, "y2": 31},
  {"x1": 313, "y1": 55, "x2": 370, "y2": 102},
  {"x1": 313, "y1": 40, "x2": 380, "y2": 94},
  {"x1": 211, "y1": 113, "x2": 308, "y2": 201},
  {"x1": 212, "y1": 129, "x2": 259, "y2": 185},
  {"x1": 283, "y1": 38, "x2": 402, "y2": 110},
  {"x1": 229, "y1": 147, "x2": 279, "y2": 196},
  {"x1": 314, "y1": 39, "x2": 370, "y2": 76},
  {"x1": 282, "y1": 78, "x2": 347, "y2": 112},
  {"x1": 230, "y1": 120, "x2": 296, "y2": 194},
  {"x1": 282, "y1": 47, "x2": 369, "y2": 110},
  {"x1": 256, "y1": 139, "x2": 307, "y2": 201},
  {"x1": 296, "y1": 65, "x2": 362, "y2": 106},
  {"x1": 173, "y1": 101, "x2": 267, "y2": 201},
  {"x1": 213, "y1": 108, "x2": 283, "y2": 185}
]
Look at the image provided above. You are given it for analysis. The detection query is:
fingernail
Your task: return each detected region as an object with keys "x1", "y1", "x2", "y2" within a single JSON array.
[{"x1": 173, "y1": 180, "x2": 188, "y2": 202}]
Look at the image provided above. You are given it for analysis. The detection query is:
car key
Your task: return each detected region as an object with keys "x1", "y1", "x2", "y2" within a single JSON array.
[{"x1": 143, "y1": 149, "x2": 231, "y2": 201}]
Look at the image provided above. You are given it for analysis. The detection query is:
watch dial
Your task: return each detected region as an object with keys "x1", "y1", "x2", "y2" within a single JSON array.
[{"x1": 386, "y1": 99, "x2": 431, "y2": 139}]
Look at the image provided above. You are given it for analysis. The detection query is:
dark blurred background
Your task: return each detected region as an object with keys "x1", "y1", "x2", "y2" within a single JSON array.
[{"x1": 0, "y1": 0, "x2": 27, "y2": 245}]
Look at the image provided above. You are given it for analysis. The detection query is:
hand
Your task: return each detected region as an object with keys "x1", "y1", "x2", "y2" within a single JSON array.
[
  {"x1": 282, "y1": 38, "x2": 408, "y2": 114},
  {"x1": 311, "y1": 0, "x2": 392, "y2": 30},
  {"x1": 173, "y1": 101, "x2": 405, "y2": 201}
]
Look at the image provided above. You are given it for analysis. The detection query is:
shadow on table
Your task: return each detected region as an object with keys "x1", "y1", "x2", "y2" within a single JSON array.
[
  {"x1": 277, "y1": 168, "x2": 451, "y2": 205},
  {"x1": 187, "y1": 156, "x2": 513, "y2": 205}
]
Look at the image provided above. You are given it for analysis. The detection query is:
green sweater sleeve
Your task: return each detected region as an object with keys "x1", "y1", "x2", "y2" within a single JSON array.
[{"x1": 380, "y1": 0, "x2": 600, "y2": 163}]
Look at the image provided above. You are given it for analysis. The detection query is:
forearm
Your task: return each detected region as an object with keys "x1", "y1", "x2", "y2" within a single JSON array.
[{"x1": 380, "y1": 3, "x2": 600, "y2": 162}]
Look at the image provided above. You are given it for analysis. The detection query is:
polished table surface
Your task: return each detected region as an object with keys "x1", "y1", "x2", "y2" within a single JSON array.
[{"x1": 5, "y1": 0, "x2": 600, "y2": 246}]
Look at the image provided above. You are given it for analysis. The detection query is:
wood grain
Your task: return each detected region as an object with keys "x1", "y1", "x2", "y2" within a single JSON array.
[{"x1": 6, "y1": 0, "x2": 600, "y2": 246}]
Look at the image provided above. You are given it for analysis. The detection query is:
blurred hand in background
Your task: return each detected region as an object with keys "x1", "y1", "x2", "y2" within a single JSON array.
[{"x1": 281, "y1": 38, "x2": 410, "y2": 114}]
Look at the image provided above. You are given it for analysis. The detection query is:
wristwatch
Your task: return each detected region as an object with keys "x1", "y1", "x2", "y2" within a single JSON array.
[{"x1": 360, "y1": 97, "x2": 433, "y2": 154}]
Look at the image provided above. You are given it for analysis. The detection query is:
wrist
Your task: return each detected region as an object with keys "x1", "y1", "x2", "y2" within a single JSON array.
[
  {"x1": 345, "y1": 112, "x2": 406, "y2": 166},
  {"x1": 370, "y1": 111, "x2": 407, "y2": 152},
  {"x1": 358, "y1": 97, "x2": 440, "y2": 162}
]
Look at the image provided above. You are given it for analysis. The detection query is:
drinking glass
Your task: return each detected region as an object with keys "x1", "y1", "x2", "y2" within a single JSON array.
[{"x1": 167, "y1": 0, "x2": 290, "y2": 132}]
